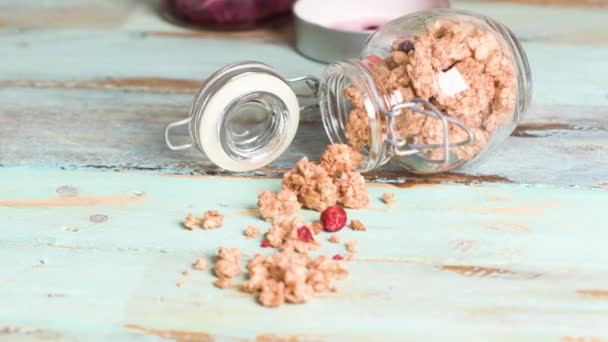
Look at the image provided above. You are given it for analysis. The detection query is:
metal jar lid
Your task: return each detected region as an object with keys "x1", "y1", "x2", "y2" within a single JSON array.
[{"x1": 294, "y1": 0, "x2": 450, "y2": 63}]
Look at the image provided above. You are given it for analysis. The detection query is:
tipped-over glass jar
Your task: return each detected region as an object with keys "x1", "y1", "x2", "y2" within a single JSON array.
[{"x1": 165, "y1": 9, "x2": 532, "y2": 173}]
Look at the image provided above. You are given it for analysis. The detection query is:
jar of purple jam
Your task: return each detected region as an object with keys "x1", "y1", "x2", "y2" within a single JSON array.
[{"x1": 164, "y1": 0, "x2": 295, "y2": 29}]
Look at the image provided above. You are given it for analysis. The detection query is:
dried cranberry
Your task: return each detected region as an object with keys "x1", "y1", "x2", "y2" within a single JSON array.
[
  {"x1": 363, "y1": 24, "x2": 380, "y2": 31},
  {"x1": 401, "y1": 40, "x2": 415, "y2": 53},
  {"x1": 260, "y1": 240, "x2": 271, "y2": 248},
  {"x1": 332, "y1": 254, "x2": 343, "y2": 260},
  {"x1": 320, "y1": 206, "x2": 347, "y2": 232},
  {"x1": 297, "y1": 226, "x2": 315, "y2": 243}
]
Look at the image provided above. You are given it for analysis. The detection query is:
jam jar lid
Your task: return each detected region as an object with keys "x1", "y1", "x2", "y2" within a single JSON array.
[{"x1": 164, "y1": 61, "x2": 315, "y2": 172}]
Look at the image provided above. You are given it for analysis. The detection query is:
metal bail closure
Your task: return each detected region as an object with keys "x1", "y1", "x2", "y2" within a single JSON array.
[
  {"x1": 164, "y1": 61, "x2": 303, "y2": 172},
  {"x1": 385, "y1": 98, "x2": 474, "y2": 165}
]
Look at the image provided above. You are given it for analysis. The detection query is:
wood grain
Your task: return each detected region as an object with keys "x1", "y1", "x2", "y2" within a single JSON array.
[
  {"x1": 0, "y1": 0, "x2": 607, "y2": 340},
  {"x1": 1, "y1": 85, "x2": 606, "y2": 186},
  {"x1": 1, "y1": 167, "x2": 607, "y2": 340}
]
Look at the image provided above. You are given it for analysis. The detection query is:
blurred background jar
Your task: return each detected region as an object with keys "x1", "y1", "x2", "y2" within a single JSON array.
[{"x1": 163, "y1": 0, "x2": 296, "y2": 30}]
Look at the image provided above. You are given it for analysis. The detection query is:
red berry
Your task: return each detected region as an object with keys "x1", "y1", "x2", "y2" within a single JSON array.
[
  {"x1": 332, "y1": 254, "x2": 343, "y2": 260},
  {"x1": 401, "y1": 40, "x2": 415, "y2": 53},
  {"x1": 320, "y1": 206, "x2": 347, "y2": 232},
  {"x1": 297, "y1": 226, "x2": 315, "y2": 243},
  {"x1": 260, "y1": 240, "x2": 271, "y2": 248}
]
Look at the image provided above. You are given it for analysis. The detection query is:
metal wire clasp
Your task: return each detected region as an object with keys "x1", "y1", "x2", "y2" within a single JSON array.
[
  {"x1": 286, "y1": 75, "x2": 321, "y2": 112},
  {"x1": 385, "y1": 98, "x2": 474, "y2": 165},
  {"x1": 164, "y1": 117, "x2": 193, "y2": 151}
]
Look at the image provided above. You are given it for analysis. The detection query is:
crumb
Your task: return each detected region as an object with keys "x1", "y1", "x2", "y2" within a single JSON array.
[
  {"x1": 183, "y1": 213, "x2": 201, "y2": 230},
  {"x1": 310, "y1": 221, "x2": 324, "y2": 235},
  {"x1": 350, "y1": 219, "x2": 367, "y2": 231},
  {"x1": 242, "y1": 251, "x2": 348, "y2": 307},
  {"x1": 345, "y1": 240, "x2": 358, "y2": 253},
  {"x1": 257, "y1": 188, "x2": 301, "y2": 223},
  {"x1": 202, "y1": 210, "x2": 224, "y2": 229},
  {"x1": 214, "y1": 247, "x2": 241, "y2": 279},
  {"x1": 344, "y1": 253, "x2": 356, "y2": 261},
  {"x1": 328, "y1": 235, "x2": 341, "y2": 244},
  {"x1": 244, "y1": 225, "x2": 260, "y2": 239},
  {"x1": 213, "y1": 278, "x2": 232, "y2": 289},
  {"x1": 319, "y1": 144, "x2": 362, "y2": 176},
  {"x1": 192, "y1": 258, "x2": 208, "y2": 271},
  {"x1": 382, "y1": 192, "x2": 396, "y2": 204},
  {"x1": 176, "y1": 281, "x2": 184, "y2": 288},
  {"x1": 182, "y1": 269, "x2": 192, "y2": 276},
  {"x1": 282, "y1": 157, "x2": 339, "y2": 212}
]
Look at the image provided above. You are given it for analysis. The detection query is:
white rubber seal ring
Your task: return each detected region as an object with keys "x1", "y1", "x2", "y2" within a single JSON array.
[{"x1": 198, "y1": 73, "x2": 299, "y2": 172}]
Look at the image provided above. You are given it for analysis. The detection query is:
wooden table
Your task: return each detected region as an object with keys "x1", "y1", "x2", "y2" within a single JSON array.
[{"x1": 1, "y1": 1, "x2": 607, "y2": 340}]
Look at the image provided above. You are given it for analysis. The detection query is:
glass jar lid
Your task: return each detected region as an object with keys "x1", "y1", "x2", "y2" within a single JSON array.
[{"x1": 165, "y1": 61, "x2": 314, "y2": 172}]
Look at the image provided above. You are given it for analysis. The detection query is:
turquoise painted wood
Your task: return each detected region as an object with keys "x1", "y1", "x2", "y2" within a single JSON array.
[
  {"x1": 1, "y1": 167, "x2": 608, "y2": 341},
  {"x1": 1, "y1": 0, "x2": 608, "y2": 340}
]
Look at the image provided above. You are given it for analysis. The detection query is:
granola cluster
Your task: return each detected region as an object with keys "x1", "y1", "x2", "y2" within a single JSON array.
[
  {"x1": 213, "y1": 247, "x2": 241, "y2": 289},
  {"x1": 244, "y1": 225, "x2": 260, "y2": 239},
  {"x1": 382, "y1": 192, "x2": 396, "y2": 204},
  {"x1": 265, "y1": 218, "x2": 321, "y2": 254},
  {"x1": 281, "y1": 144, "x2": 370, "y2": 212},
  {"x1": 242, "y1": 251, "x2": 348, "y2": 307},
  {"x1": 257, "y1": 189, "x2": 301, "y2": 223},
  {"x1": 345, "y1": 19, "x2": 516, "y2": 162},
  {"x1": 183, "y1": 210, "x2": 225, "y2": 230}
]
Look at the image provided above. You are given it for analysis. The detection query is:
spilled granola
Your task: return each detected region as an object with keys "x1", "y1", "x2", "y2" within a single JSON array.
[
  {"x1": 382, "y1": 192, "x2": 396, "y2": 204},
  {"x1": 282, "y1": 157, "x2": 339, "y2": 212},
  {"x1": 244, "y1": 225, "x2": 260, "y2": 239},
  {"x1": 192, "y1": 258, "x2": 208, "y2": 271},
  {"x1": 214, "y1": 247, "x2": 241, "y2": 279},
  {"x1": 242, "y1": 251, "x2": 348, "y2": 307},
  {"x1": 328, "y1": 235, "x2": 341, "y2": 244},
  {"x1": 319, "y1": 143, "x2": 363, "y2": 176},
  {"x1": 265, "y1": 218, "x2": 321, "y2": 254},
  {"x1": 350, "y1": 219, "x2": 367, "y2": 231},
  {"x1": 257, "y1": 189, "x2": 301, "y2": 223},
  {"x1": 202, "y1": 210, "x2": 224, "y2": 229},
  {"x1": 282, "y1": 144, "x2": 369, "y2": 212},
  {"x1": 186, "y1": 145, "x2": 376, "y2": 308},
  {"x1": 183, "y1": 214, "x2": 201, "y2": 230},
  {"x1": 345, "y1": 240, "x2": 358, "y2": 253}
]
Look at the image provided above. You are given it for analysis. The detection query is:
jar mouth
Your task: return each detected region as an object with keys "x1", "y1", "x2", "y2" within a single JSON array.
[
  {"x1": 182, "y1": 62, "x2": 300, "y2": 172},
  {"x1": 219, "y1": 91, "x2": 291, "y2": 163},
  {"x1": 319, "y1": 61, "x2": 388, "y2": 172}
]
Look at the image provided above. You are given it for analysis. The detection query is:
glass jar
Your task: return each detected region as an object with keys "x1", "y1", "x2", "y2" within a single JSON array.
[
  {"x1": 165, "y1": 9, "x2": 532, "y2": 174},
  {"x1": 164, "y1": 0, "x2": 295, "y2": 30}
]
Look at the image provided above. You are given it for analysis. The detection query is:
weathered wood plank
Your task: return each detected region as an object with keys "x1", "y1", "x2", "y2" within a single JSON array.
[
  {"x1": 455, "y1": 1, "x2": 608, "y2": 44},
  {"x1": 0, "y1": 28, "x2": 606, "y2": 186},
  {"x1": 0, "y1": 85, "x2": 606, "y2": 187},
  {"x1": 1, "y1": 29, "x2": 607, "y2": 105},
  {"x1": 1, "y1": 167, "x2": 607, "y2": 340}
]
